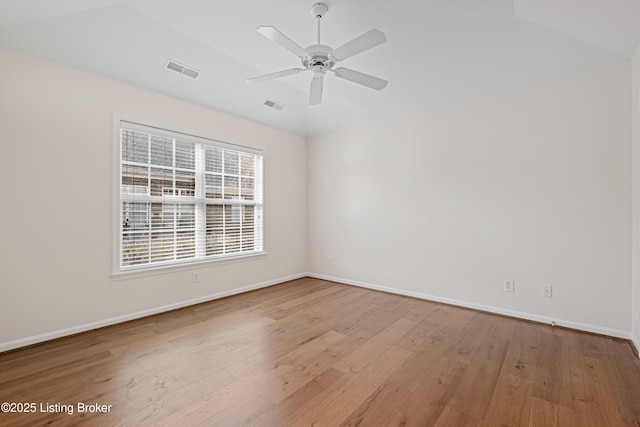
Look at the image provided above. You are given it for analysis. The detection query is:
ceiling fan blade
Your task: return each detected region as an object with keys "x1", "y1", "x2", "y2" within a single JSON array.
[
  {"x1": 246, "y1": 68, "x2": 305, "y2": 84},
  {"x1": 334, "y1": 67, "x2": 388, "y2": 90},
  {"x1": 331, "y1": 29, "x2": 387, "y2": 61},
  {"x1": 309, "y1": 76, "x2": 323, "y2": 105},
  {"x1": 257, "y1": 26, "x2": 308, "y2": 59}
]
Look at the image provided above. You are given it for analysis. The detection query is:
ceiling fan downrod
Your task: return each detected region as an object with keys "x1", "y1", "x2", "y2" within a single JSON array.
[{"x1": 311, "y1": 3, "x2": 328, "y2": 45}]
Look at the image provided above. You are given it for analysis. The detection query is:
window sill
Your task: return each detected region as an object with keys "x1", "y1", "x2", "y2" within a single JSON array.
[{"x1": 111, "y1": 252, "x2": 267, "y2": 281}]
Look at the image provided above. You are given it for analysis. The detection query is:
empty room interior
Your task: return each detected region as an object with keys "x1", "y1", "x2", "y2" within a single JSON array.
[{"x1": 2, "y1": 0, "x2": 640, "y2": 425}]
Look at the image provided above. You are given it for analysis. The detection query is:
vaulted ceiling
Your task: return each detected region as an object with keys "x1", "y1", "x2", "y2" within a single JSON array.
[{"x1": 2, "y1": 0, "x2": 639, "y2": 137}]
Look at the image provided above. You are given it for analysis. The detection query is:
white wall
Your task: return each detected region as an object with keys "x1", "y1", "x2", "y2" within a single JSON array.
[
  {"x1": 632, "y1": 46, "x2": 640, "y2": 350},
  {"x1": 308, "y1": 62, "x2": 632, "y2": 336},
  {"x1": 0, "y1": 46, "x2": 307, "y2": 349}
]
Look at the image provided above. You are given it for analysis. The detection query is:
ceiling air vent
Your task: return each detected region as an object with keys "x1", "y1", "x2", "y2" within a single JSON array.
[
  {"x1": 264, "y1": 99, "x2": 285, "y2": 111},
  {"x1": 166, "y1": 59, "x2": 200, "y2": 79}
]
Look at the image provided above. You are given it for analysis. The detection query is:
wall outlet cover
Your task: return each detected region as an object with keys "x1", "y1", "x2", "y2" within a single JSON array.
[{"x1": 504, "y1": 280, "x2": 515, "y2": 292}]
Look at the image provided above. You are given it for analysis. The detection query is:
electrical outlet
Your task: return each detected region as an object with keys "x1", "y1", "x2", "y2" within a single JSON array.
[
  {"x1": 504, "y1": 280, "x2": 515, "y2": 293},
  {"x1": 329, "y1": 256, "x2": 333, "y2": 266},
  {"x1": 542, "y1": 284, "x2": 552, "y2": 298},
  {"x1": 192, "y1": 271, "x2": 200, "y2": 283}
]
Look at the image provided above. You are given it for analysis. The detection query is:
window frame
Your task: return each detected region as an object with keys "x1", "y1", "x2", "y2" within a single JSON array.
[{"x1": 112, "y1": 115, "x2": 266, "y2": 279}]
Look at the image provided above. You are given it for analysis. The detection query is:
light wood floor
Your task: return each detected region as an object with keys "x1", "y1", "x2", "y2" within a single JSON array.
[{"x1": 1, "y1": 278, "x2": 639, "y2": 426}]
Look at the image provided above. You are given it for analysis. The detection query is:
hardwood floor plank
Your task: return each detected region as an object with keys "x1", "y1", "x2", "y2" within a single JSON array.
[
  {"x1": 256, "y1": 331, "x2": 347, "y2": 403},
  {"x1": 338, "y1": 380, "x2": 412, "y2": 427},
  {"x1": 569, "y1": 354, "x2": 620, "y2": 427},
  {"x1": 281, "y1": 345, "x2": 412, "y2": 426},
  {"x1": 256, "y1": 332, "x2": 371, "y2": 405},
  {"x1": 435, "y1": 406, "x2": 482, "y2": 427},
  {"x1": 146, "y1": 363, "x2": 292, "y2": 426},
  {"x1": 589, "y1": 356, "x2": 631, "y2": 425},
  {"x1": 601, "y1": 357, "x2": 640, "y2": 425},
  {"x1": 247, "y1": 368, "x2": 347, "y2": 427},
  {"x1": 501, "y1": 341, "x2": 539, "y2": 382},
  {"x1": 388, "y1": 356, "x2": 468, "y2": 426},
  {"x1": 0, "y1": 350, "x2": 114, "y2": 394},
  {"x1": 394, "y1": 318, "x2": 457, "y2": 353},
  {"x1": 147, "y1": 352, "x2": 237, "y2": 390},
  {"x1": 198, "y1": 391, "x2": 273, "y2": 427},
  {"x1": 447, "y1": 335, "x2": 509, "y2": 419},
  {"x1": 570, "y1": 331, "x2": 609, "y2": 359},
  {"x1": 487, "y1": 314, "x2": 521, "y2": 341},
  {"x1": 443, "y1": 311, "x2": 494, "y2": 364},
  {"x1": 400, "y1": 298, "x2": 440, "y2": 323},
  {"x1": 480, "y1": 372, "x2": 533, "y2": 426},
  {"x1": 386, "y1": 322, "x2": 461, "y2": 393},
  {"x1": 534, "y1": 331, "x2": 572, "y2": 408},
  {"x1": 340, "y1": 298, "x2": 412, "y2": 339},
  {"x1": 113, "y1": 364, "x2": 239, "y2": 425},
  {"x1": 528, "y1": 397, "x2": 576, "y2": 427},
  {"x1": 510, "y1": 319, "x2": 541, "y2": 346},
  {"x1": 262, "y1": 285, "x2": 350, "y2": 321},
  {"x1": 223, "y1": 312, "x2": 342, "y2": 378},
  {"x1": 333, "y1": 318, "x2": 416, "y2": 375}
]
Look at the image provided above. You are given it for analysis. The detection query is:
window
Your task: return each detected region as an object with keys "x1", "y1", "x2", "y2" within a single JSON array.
[{"x1": 116, "y1": 120, "x2": 264, "y2": 272}]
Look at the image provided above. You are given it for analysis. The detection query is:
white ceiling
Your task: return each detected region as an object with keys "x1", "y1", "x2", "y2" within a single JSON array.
[{"x1": 1, "y1": 0, "x2": 639, "y2": 137}]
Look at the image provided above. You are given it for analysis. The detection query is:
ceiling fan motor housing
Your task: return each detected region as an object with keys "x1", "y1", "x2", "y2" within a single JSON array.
[{"x1": 303, "y1": 44, "x2": 334, "y2": 71}]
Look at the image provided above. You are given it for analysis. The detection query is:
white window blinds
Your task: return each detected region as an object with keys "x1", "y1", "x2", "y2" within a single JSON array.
[{"x1": 118, "y1": 123, "x2": 264, "y2": 271}]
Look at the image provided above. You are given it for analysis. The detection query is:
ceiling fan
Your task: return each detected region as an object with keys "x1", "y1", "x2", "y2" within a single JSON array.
[{"x1": 246, "y1": 2, "x2": 388, "y2": 105}]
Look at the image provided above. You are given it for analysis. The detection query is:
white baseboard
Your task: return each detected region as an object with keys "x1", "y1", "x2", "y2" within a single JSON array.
[
  {"x1": 5, "y1": 272, "x2": 637, "y2": 358},
  {"x1": 631, "y1": 333, "x2": 640, "y2": 358},
  {"x1": 307, "y1": 272, "x2": 634, "y2": 341},
  {"x1": 0, "y1": 273, "x2": 306, "y2": 353}
]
